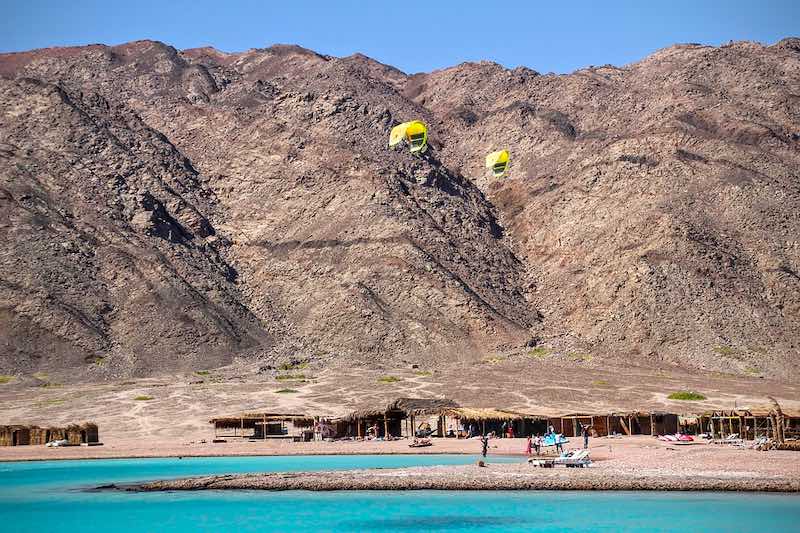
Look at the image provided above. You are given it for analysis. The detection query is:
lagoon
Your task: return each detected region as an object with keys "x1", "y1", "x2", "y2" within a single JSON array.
[{"x1": 1, "y1": 455, "x2": 798, "y2": 532}]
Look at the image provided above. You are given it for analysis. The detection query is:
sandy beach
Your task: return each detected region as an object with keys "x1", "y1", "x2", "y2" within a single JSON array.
[
  {"x1": 3, "y1": 435, "x2": 798, "y2": 492},
  {"x1": 91, "y1": 437, "x2": 800, "y2": 493},
  {"x1": 117, "y1": 461, "x2": 800, "y2": 493}
]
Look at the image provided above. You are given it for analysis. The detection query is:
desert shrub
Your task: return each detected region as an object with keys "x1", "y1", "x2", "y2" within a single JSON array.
[
  {"x1": 378, "y1": 376, "x2": 401, "y2": 383},
  {"x1": 528, "y1": 347, "x2": 549, "y2": 358},
  {"x1": 668, "y1": 391, "x2": 706, "y2": 401},
  {"x1": 278, "y1": 361, "x2": 309, "y2": 371},
  {"x1": 134, "y1": 395, "x2": 154, "y2": 401}
]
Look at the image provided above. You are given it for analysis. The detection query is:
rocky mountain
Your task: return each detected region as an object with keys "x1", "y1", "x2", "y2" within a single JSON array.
[{"x1": 1, "y1": 38, "x2": 798, "y2": 380}]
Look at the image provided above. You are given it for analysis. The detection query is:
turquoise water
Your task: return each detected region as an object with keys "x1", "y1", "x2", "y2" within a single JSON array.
[{"x1": 1, "y1": 455, "x2": 798, "y2": 532}]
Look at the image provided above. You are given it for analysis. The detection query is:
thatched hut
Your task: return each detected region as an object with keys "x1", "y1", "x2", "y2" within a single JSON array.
[
  {"x1": 697, "y1": 405, "x2": 800, "y2": 440},
  {"x1": 341, "y1": 398, "x2": 459, "y2": 438},
  {"x1": 443, "y1": 408, "x2": 548, "y2": 437},
  {"x1": 0, "y1": 425, "x2": 31, "y2": 446},
  {"x1": 209, "y1": 413, "x2": 314, "y2": 441},
  {"x1": 0, "y1": 422, "x2": 96, "y2": 446},
  {"x1": 608, "y1": 412, "x2": 678, "y2": 436},
  {"x1": 549, "y1": 412, "x2": 678, "y2": 437},
  {"x1": 548, "y1": 414, "x2": 612, "y2": 437},
  {"x1": 66, "y1": 422, "x2": 100, "y2": 445}
]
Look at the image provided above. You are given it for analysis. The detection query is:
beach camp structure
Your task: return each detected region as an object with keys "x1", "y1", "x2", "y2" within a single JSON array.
[
  {"x1": 0, "y1": 422, "x2": 99, "y2": 446},
  {"x1": 485, "y1": 150, "x2": 510, "y2": 177},
  {"x1": 340, "y1": 400, "x2": 552, "y2": 439},
  {"x1": 549, "y1": 412, "x2": 679, "y2": 437},
  {"x1": 209, "y1": 412, "x2": 315, "y2": 441},
  {"x1": 388, "y1": 120, "x2": 428, "y2": 153},
  {"x1": 694, "y1": 407, "x2": 800, "y2": 440},
  {"x1": 341, "y1": 398, "x2": 459, "y2": 439},
  {"x1": 442, "y1": 408, "x2": 548, "y2": 438}
]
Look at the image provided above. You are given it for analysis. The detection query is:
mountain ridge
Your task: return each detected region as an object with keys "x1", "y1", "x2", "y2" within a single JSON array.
[{"x1": 1, "y1": 38, "x2": 798, "y2": 381}]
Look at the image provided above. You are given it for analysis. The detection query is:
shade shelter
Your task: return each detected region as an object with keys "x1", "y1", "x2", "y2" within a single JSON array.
[
  {"x1": 209, "y1": 413, "x2": 313, "y2": 441},
  {"x1": 341, "y1": 398, "x2": 459, "y2": 439},
  {"x1": 443, "y1": 408, "x2": 548, "y2": 438},
  {"x1": 698, "y1": 406, "x2": 800, "y2": 440},
  {"x1": 0, "y1": 422, "x2": 99, "y2": 446}
]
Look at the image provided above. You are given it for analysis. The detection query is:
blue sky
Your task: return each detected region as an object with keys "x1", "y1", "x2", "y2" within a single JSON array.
[{"x1": 1, "y1": 1, "x2": 798, "y2": 74}]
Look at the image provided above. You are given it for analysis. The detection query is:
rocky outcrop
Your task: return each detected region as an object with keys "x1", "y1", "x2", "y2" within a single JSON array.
[{"x1": 1, "y1": 38, "x2": 798, "y2": 379}]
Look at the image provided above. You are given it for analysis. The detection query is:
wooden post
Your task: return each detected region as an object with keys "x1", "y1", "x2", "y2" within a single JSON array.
[
  {"x1": 240, "y1": 416, "x2": 244, "y2": 439},
  {"x1": 650, "y1": 414, "x2": 654, "y2": 436},
  {"x1": 482, "y1": 420, "x2": 486, "y2": 436},
  {"x1": 384, "y1": 412, "x2": 389, "y2": 438},
  {"x1": 263, "y1": 416, "x2": 267, "y2": 440},
  {"x1": 357, "y1": 420, "x2": 362, "y2": 439}
]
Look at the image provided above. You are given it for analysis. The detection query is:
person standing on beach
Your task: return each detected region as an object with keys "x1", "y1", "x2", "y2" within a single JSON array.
[
  {"x1": 582, "y1": 424, "x2": 590, "y2": 449},
  {"x1": 534, "y1": 434, "x2": 542, "y2": 455},
  {"x1": 525, "y1": 435, "x2": 532, "y2": 457},
  {"x1": 480, "y1": 435, "x2": 489, "y2": 457}
]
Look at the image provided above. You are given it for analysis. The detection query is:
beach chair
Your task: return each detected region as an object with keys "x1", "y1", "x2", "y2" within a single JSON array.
[
  {"x1": 528, "y1": 458, "x2": 556, "y2": 468},
  {"x1": 554, "y1": 450, "x2": 591, "y2": 468}
]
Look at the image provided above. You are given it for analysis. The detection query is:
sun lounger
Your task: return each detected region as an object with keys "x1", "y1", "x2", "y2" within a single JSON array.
[{"x1": 554, "y1": 449, "x2": 591, "y2": 468}]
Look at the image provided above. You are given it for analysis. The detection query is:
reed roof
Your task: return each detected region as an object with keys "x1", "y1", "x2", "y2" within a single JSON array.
[
  {"x1": 209, "y1": 412, "x2": 313, "y2": 427},
  {"x1": 341, "y1": 398, "x2": 459, "y2": 421},
  {"x1": 442, "y1": 408, "x2": 540, "y2": 421},
  {"x1": 387, "y1": 397, "x2": 459, "y2": 416}
]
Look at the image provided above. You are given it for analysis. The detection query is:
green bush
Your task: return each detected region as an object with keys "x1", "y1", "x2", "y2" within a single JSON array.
[
  {"x1": 278, "y1": 361, "x2": 309, "y2": 371},
  {"x1": 194, "y1": 370, "x2": 211, "y2": 376},
  {"x1": 0, "y1": 375, "x2": 14, "y2": 384},
  {"x1": 134, "y1": 395, "x2": 154, "y2": 401},
  {"x1": 378, "y1": 376, "x2": 401, "y2": 383},
  {"x1": 275, "y1": 388, "x2": 299, "y2": 394},
  {"x1": 528, "y1": 347, "x2": 550, "y2": 358},
  {"x1": 667, "y1": 391, "x2": 706, "y2": 401},
  {"x1": 414, "y1": 371, "x2": 433, "y2": 377}
]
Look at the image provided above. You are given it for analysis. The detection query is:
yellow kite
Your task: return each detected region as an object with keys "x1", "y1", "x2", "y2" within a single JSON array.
[
  {"x1": 485, "y1": 150, "x2": 510, "y2": 177},
  {"x1": 389, "y1": 120, "x2": 428, "y2": 153}
]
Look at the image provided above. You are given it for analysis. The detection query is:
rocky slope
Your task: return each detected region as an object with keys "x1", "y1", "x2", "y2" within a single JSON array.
[{"x1": 1, "y1": 38, "x2": 798, "y2": 379}]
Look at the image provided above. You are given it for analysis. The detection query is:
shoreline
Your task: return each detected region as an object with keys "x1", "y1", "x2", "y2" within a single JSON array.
[
  {"x1": 0, "y1": 450, "x2": 516, "y2": 463},
  {"x1": 103, "y1": 464, "x2": 800, "y2": 493}
]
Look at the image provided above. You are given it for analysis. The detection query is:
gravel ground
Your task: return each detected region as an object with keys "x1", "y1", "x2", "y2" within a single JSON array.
[
  {"x1": 115, "y1": 461, "x2": 800, "y2": 492},
  {"x1": 86, "y1": 437, "x2": 800, "y2": 493}
]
